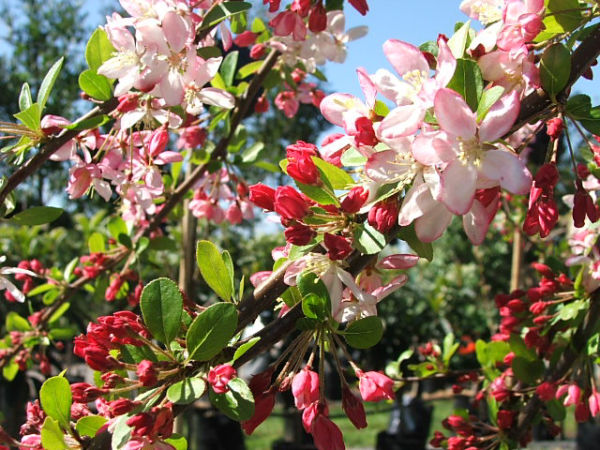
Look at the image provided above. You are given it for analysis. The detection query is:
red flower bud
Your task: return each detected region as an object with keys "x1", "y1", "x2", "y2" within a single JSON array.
[
  {"x1": 250, "y1": 43, "x2": 266, "y2": 60},
  {"x1": 137, "y1": 360, "x2": 158, "y2": 387},
  {"x1": 249, "y1": 183, "x2": 276, "y2": 211},
  {"x1": 274, "y1": 186, "x2": 309, "y2": 220},
  {"x1": 341, "y1": 186, "x2": 369, "y2": 213},
  {"x1": 497, "y1": 410, "x2": 515, "y2": 429},
  {"x1": 546, "y1": 118, "x2": 564, "y2": 141},
  {"x1": 342, "y1": 386, "x2": 367, "y2": 429},
  {"x1": 348, "y1": 0, "x2": 369, "y2": 15},
  {"x1": 368, "y1": 198, "x2": 399, "y2": 233},
  {"x1": 536, "y1": 382, "x2": 556, "y2": 401},
  {"x1": 323, "y1": 233, "x2": 353, "y2": 260},
  {"x1": 234, "y1": 31, "x2": 258, "y2": 47},
  {"x1": 284, "y1": 225, "x2": 316, "y2": 245},
  {"x1": 308, "y1": 2, "x2": 327, "y2": 32}
]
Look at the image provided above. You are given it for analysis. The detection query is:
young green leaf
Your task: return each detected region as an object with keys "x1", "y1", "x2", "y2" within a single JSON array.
[
  {"x1": 37, "y1": 57, "x2": 64, "y2": 111},
  {"x1": 353, "y1": 223, "x2": 387, "y2": 255},
  {"x1": 312, "y1": 158, "x2": 354, "y2": 189},
  {"x1": 196, "y1": 241, "x2": 233, "y2": 301},
  {"x1": 79, "y1": 70, "x2": 113, "y2": 101},
  {"x1": 76, "y1": 415, "x2": 108, "y2": 438},
  {"x1": 186, "y1": 302, "x2": 237, "y2": 361},
  {"x1": 476, "y1": 86, "x2": 505, "y2": 122},
  {"x1": 5, "y1": 312, "x2": 32, "y2": 332},
  {"x1": 9, "y1": 206, "x2": 63, "y2": 226},
  {"x1": 14, "y1": 103, "x2": 42, "y2": 131},
  {"x1": 232, "y1": 337, "x2": 261, "y2": 363},
  {"x1": 447, "y1": 58, "x2": 483, "y2": 112},
  {"x1": 140, "y1": 278, "x2": 183, "y2": 345},
  {"x1": 41, "y1": 417, "x2": 67, "y2": 450},
  {"x1": 88, "y1": 232, "x2": 105, "y2": 254},
  {"x1": 85, "y1": 28, "x2": 116, "y2": 72},
  {"x1": 40, "y1": 376, "x2": 72, "y2": 428},
  {"x1": 199, "y1": 2, "x2": 252, "y2": 32},
  {"x1": 19, "y1": 82, "x2": 33, "y2": 111},
  {"x1": 220, "y1": 51, "x2": 239, "y2": 87}
]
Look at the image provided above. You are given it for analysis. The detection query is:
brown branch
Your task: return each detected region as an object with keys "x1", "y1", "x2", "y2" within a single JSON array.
[{"x1": 0, "y1": 98, "x2": 119, "y2": 207}]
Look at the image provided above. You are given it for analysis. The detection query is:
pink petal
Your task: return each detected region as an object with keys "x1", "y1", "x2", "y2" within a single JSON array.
[
  {"x1": 412, "y1": 133, "x2": 456, "y2": 165},
  {"x1": 481, "y1": 149, "x2": 532, "y2": 194},
  {"x1": 415, "y1": 203, "x2": 453, "y2": 242},
  {"x1": 479, "y1": 90, "x2": 520, "y2": 142},
  {"x1": 383, "y1": 39, "x2": 429, "y2": 77},
  {"x1": 357, "y1": 67, "x2": 377, "y2": 109},
  {"x1": 434, "y1": 88, "x2": 476, "y2": 138},
  {"x1": 434, "y1": 37, "x2": 457, "y2": 87},
  {"x1": 162, "y1": 11, "x2": 190, "y2": 52},
  {"x1": 370, "y1": 69, "x2": 412, "y2": 106},
  {"x1": 377, "y1": 104, "x2": 424, "y2": 139},
  {"x1": 398, "y1": 178, "x2": 436, "y2": 226},
  {"x1": 320, "y1": 93, "x2": 368, "y2": 128},
  {"x1": 440, "y1": 160, "x2": 477, "y2": 215},
  {"x1": 198, "y1": 87, "x2": 236, "y2": 109},
  {"x1": 376, "y1": 254, "x2": 419, "y2": 270},
  {"x1": 462, "y1": 198, "x2": 498, "y2": 245}
]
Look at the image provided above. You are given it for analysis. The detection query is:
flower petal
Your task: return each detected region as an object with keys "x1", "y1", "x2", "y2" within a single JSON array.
[
  {"x1": 481, "y1": 149, "x2": 532, "y2": 194},
  {"x1": 439, "y1": 160, "x2": 477, "y2": 214},
  {"x1": 434, "y1": 88, "x2": 477, "y2": 138}
]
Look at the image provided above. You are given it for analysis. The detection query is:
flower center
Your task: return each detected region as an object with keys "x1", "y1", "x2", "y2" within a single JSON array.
[{"x1": 457, "y1": 137, "x2": 482, "y2": 167}]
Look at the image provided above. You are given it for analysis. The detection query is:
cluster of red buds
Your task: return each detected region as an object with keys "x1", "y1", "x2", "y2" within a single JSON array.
[
  {"x1": 105, "y1": 269, "x2": 142, "y2": 305},
  {"x1": 4, "y1": 259, "x2": 44, "y2": 302},
  {"x1": 74, "y1": 252, "x2": 109, "y2": 279}
]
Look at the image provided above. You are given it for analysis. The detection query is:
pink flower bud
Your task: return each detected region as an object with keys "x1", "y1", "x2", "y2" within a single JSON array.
[
  {"x1": 311, "y1": 414, "x2": 345, "y2": 450},
  {"x1": 589, "y1": 389, "x2": 600, "y2": 417},
  {"x1": 208, "y1": 364, "x2": 237, "y2": 394},
  {"x1": 546, "y1": 118, "x2": 564, "y2": 141},
  {"x1": 234, "y1": 31, "x2": 258, "y2": 47},
  {"x1": 250, "y1": 43, "x2": 266, "y2": 60},
  {"x1": 292, "y1": 368, "x2": 319, "y2": 410},
  {"x1": 368, "y1": 198, "x2": 399, "y2": 233},
  {"x1": 358, "y1": 370, "x2": 395, "y2": 402}
]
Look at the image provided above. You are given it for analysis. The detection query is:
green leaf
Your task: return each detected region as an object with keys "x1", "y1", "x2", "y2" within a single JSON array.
[
  {"x1": 241, "y1": 142, "x2": 264, "y2": 164},
  {"x1": 19, "y1": 82, "x2": 33, "y2": 111},
  {"x1": 566, "y1": 94, "x2": 592, "y2": 119},
  {"x1": 209, "y1": 377, "x2": 254, "y2": 421},
  {"x1": 297, "y1": 272, "x2": 330, "y2": 303},
  {"x1": 475, "y1": 340, "x2": 510, "y2": 368},
  {"x1": 76, "y1": 415, "x2": 107, "y2": 438},
  {"x1": 196, "y1": 241, "x2": 234, "y2": 301},
  {"x1": 535, "y1": 0, "x2": 583, "y2": 41},
  {"x1": 108, "y1": 217, "x2": 129, "y2": 241},
  {"x1": 27, "y1": 283, "x2": 58, "y2": 297},
  {"x1": 546, "y1": 399, "x2": 566, "y2": 421},
  {"x1": 580, "y1": 106, "x2": 600, "y2": 135},
  {"x1": 40, "y1": 376, "x2": 72, "y2": 428},
  {"x1": 343, "y1": 316, "x2": 384, "y2": 349},
  {"x1": 512, "y1": 356, "x2": 544, "y2": 384},
  {"x1": 312, "y1": 158, "x2": 354, "y2": 189},
  {"x1": 509, "y1": 334, "x2": 537, "y2": 361},
  {"x1": 120, "y1": 344, "x2": 157, "y2": 364},
  {"x1": 86, "y1": 28, "x2": 116, "y2": 72},
  {"x1": 397, "y1": 224, "x2": 433, "y2": 261},
  {"x1": 353, "y1": 223, "x2": 387, "y2": 255},
  {"x1": 251, "y1": 17, "x2": 266, "y2": 33},
  {"x1": 88, "y1": 232, "x2": 105, "y2": 253},
  {"x1": 140, "y1": 278, "x2": 183, "y2": 345},
  {"x1": 49, "y1": 302, "x2": 70, "y2": 324},
  {"x1": 14, "y1": 103, "x2": 41, "y2": 131},
  {"x1": 232, "y1": 337, "x2": 261, "y2": 363},
  {"x1": 6, "y1": 312, "x2": 32, "y2": 331},
  {"x1": 447, "y1": 58, "x2": 483, "y2": 112},
  {"x1": 186, "y1": 302, "x2": 237, "y2": 361},
  {"x1": 37, "y1": 58, "x2": 64, "y2": 110},
  {"x1": 237, "y1": 61, "x2": 263, "y2": 79},
  {"x1": 165, "y1": 434, "x2": 188, "y2": 450},
  {"x1": 556, "y1": 299, "x2": 587, "y2": 321},
  {"x1": 48, "y1": 328, "x2": 77, "y2": 340},
  {"x1": 199, "y1": 2, "x2": 252, "y2": 32},
  {"x1": 79, "y1": 69, "x2": 113, "y2": 101},
  {"x1": 41, "y1": 417, "x2": 67, "y2": 450},
  {"x1": 296, "y1": 317, "x2": 319, "y2": 331},
  {"x1": 220, "y1": 51, "x2": 239, "y2": 87},
  {"x1": 10, "y1": 206, "x2": 63, "y2": 226},
  {"x1": 302, "y1": 293, "x2": 330, "y2": 321},
  {"x1": 447, "y1": 21, "x2": 471, "y2": 58},
  {"x1": 341, "y1": 147, "x2": 367, "y2": 166},
  {"x1": 167, "y1": 378, "x2": 207, "y2": 405},
  {"x1": 64, "y1": 115, "x2": 111, "y2": 132},
  {"x1": 296, "y1": 182, "x2": 338, "y2": 206},
  {"x1": 111, "y1": 415, "x2": 133, "y2": 450},
  {"x1": 477, "y1": 86, "x2": 505, "y2": 122},
  {"x1": 2, "y1": 359, "x2": 19, "y2": 381},
  {"x1": 540, "y1": 43, "x2": 571, "y2": 97}
]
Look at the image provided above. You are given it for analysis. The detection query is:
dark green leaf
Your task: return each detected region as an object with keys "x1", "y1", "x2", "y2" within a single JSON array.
[
  {"x1": 186, "y1": 303, "x2": 237, "y2": 361},
  {"x1": 302, "y1": 293, "x2": 330, "y2": 321},
  {"x1": 10, "y1": 206, "x2": 63, "y2": 226},
  {"x1": 297, "y1": 272, "x2": 330, "y2": 302},
  {"x1": 64, "y1": 115, "x2": 111, "y2": 132},
  {"x1": 512, "y1": 356, "x2": 544, "y2": 384},
  {"x1": 86, "y1": 28, "x2": 117, "y2": 71},
  {"x1": 397, "y1": 224, "x2": 433, "y2": 261},
  {"x1": 296, "y1": 317, "x2": 319, "y2": 331},
  {"x1": 140, "y1": 278, "x2": 183, "y2": 345},
  {"x1": 344, "y1": 316, "x2": 384, "y2": 349},
  {"x1": 447, "y1": 58, "x2": 483, "y2": 111},
  {"x1": 540, "y1": 43, "x2": 571, "y2": 97},
  {"x1": 196, "y1": 241, "x2": 233, "y2": 301},
  {"x1": 40, "y1": 376, "x2": 72, "y2": 428},
  {"x1": 38, "y1": 58, "x2": 64, "y2": 110},
  {"x1": 209, "y1": 378, "x2": 254, "y2": 421},
  {"x1": 353, "y1": 223, "x2": 386, "y2": 255},
  {"x1": 167, "y1": 378, "x2": 206, "y2": 405},
  {"x1": 79, "y1": 69, "x2": 113, "y2": 101},
  {"x1": 199, "y1": 2, "x2": 252, "y2": 32},
  {"x1": 566, "y1": 94, "x2": 592, "y2": 119},
  {"x1": 580, "y1": 107, "x2": 600, "y2": 135}
]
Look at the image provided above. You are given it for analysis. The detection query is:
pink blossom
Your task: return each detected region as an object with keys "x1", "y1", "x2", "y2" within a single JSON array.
[
  {"x1": 358, "y1": 370, "x2": 395, "y2": 402},
  {"x1": 292, "y1": 368, "x2": 320, "y2": 409}
]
